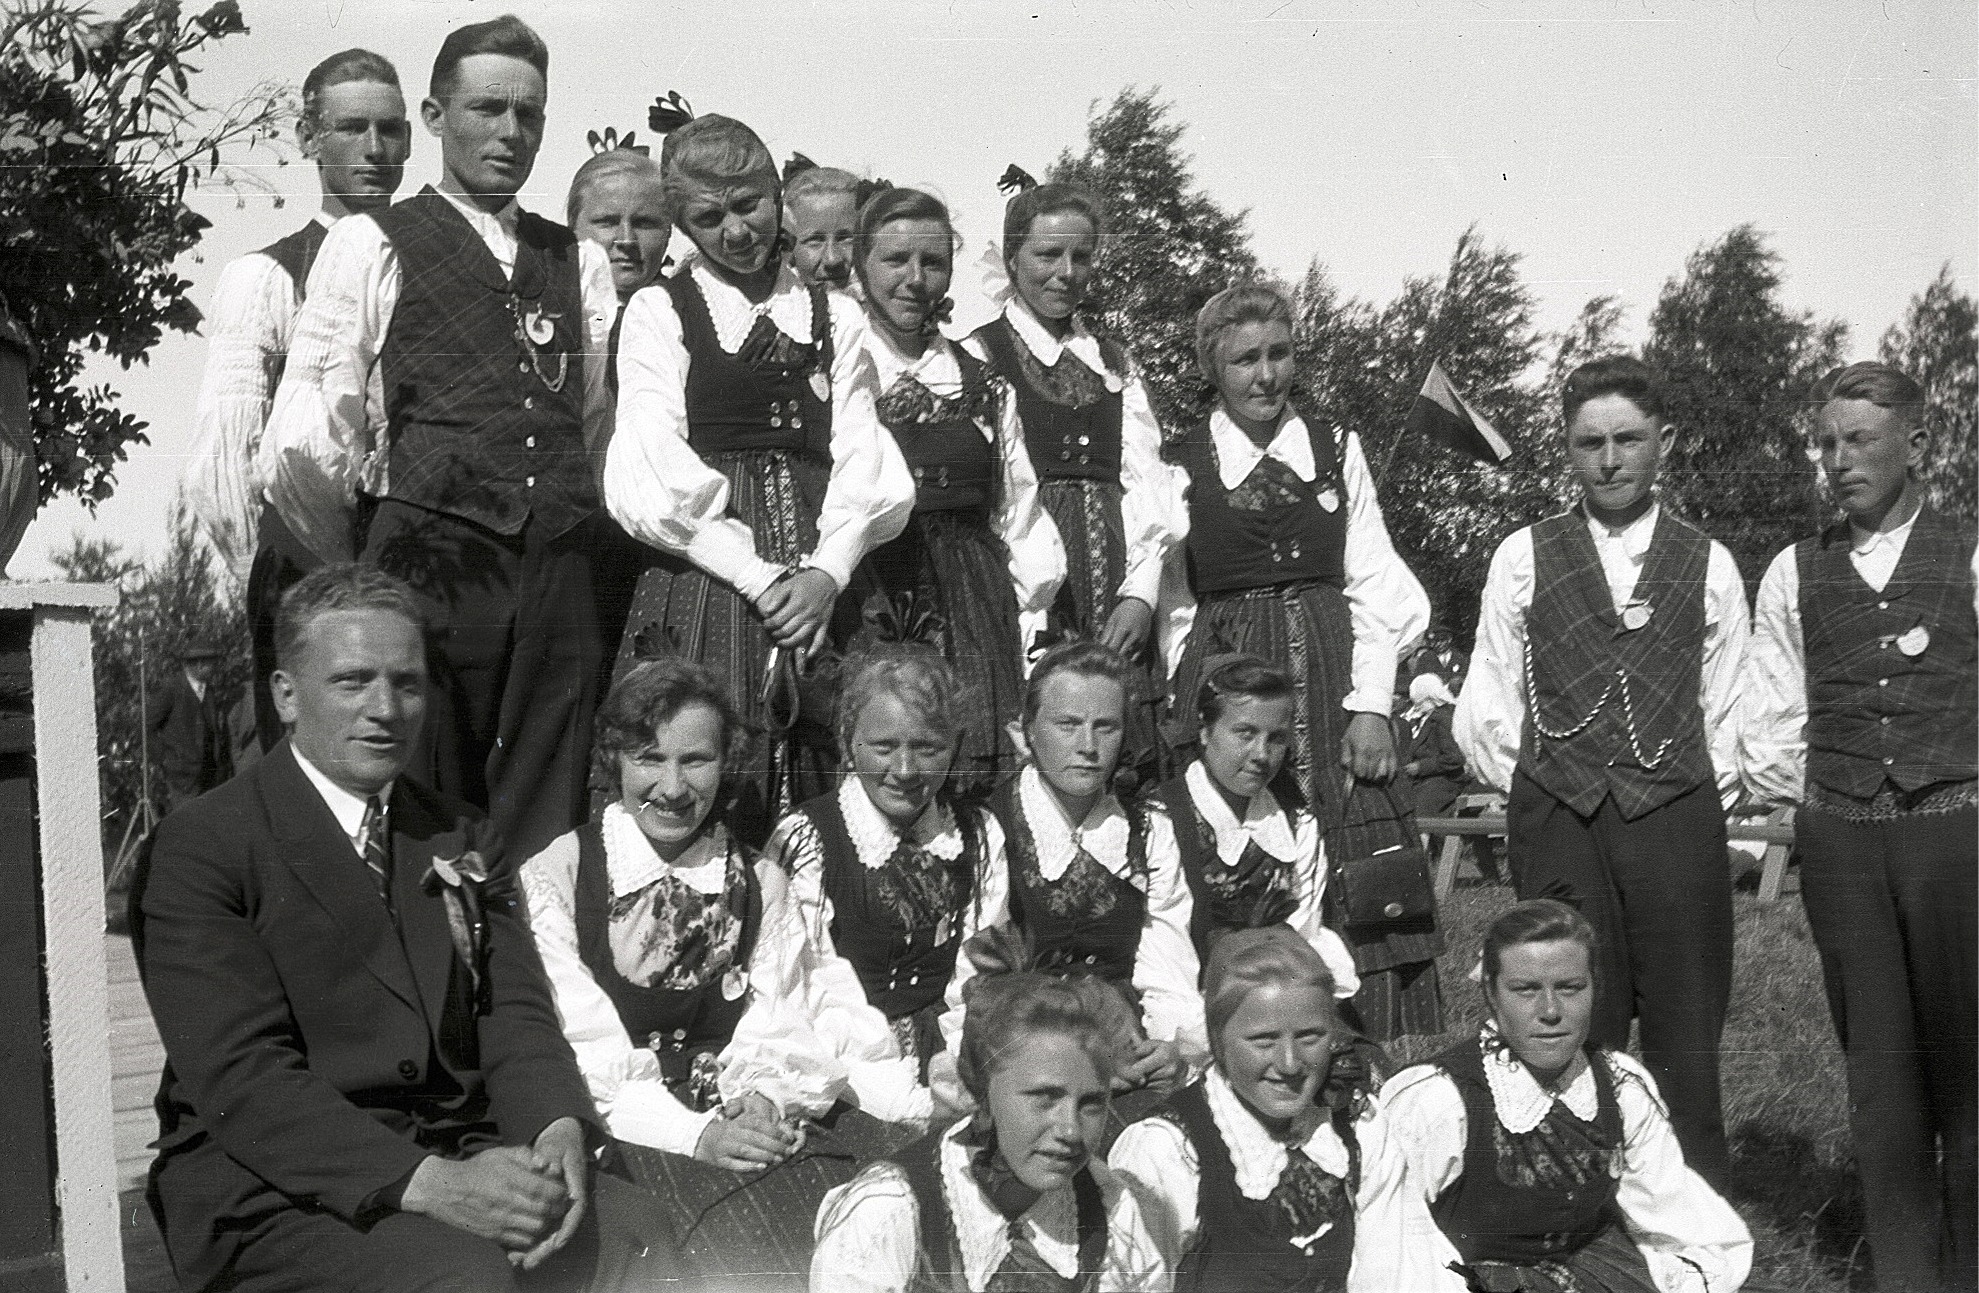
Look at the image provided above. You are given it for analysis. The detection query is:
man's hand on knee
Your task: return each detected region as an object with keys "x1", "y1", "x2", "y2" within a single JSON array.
[
  {"x1": 399, "y1": 1145, "x2": 572, "y2": 1253},
  {"x1": 510, "y1": 1117, "x2": 592, "y2": 1271}
]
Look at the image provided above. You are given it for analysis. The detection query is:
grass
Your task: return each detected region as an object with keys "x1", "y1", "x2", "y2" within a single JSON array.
[{"x1": 1408, "y1": 866, "x2": 1866, "y2": 1292}]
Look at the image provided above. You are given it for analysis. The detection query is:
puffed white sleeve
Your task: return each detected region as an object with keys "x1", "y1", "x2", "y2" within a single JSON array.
[
  {"x1": 517, "y1": 833, "x2": 716, "y2": 1157},
  {"x1": 183, "y1": 252, "x2": 295, "y2": 587},
  {"x1": 1700, "y1": 541, "x2": 1754, "y2": 812},
  {"x1": 1738, "y1": 548, "x2": 1807, "y2": 808},
  {"x1": 604, "y1": 285, "x2": 786, "y2": 601},
  {"x1": 935, "y1": 809, "x2": 1012, "y2": 1055},
  {"x1": 1365, "y1": 1065, "x2": 1472, "y2": 1292},
  {"x1": 259, "y1": 215, "x2": 398, "y2": 566},
  {"x1": 1133, "y1": 809, "x2": 1206, "y2": 1060},
  {"x1": 576, "y1": 240, "x2": 617, "y2": 463},
  {"x1": 1340, "y1": 430, "x2": 1431, "y2": 715},
  {"x1": 1116, "y1": 370, "x2": 1188, "y2": 608},
  {"x1": 1607, "y1": 1054, "x2": 1753, "y2": 1292},
  {"x1": 1105, "y1": 1113, "x2": 1200, "y2": 1271},
  {"x1": 807, "y1": 297, "x2": 914, "y2": 593},
  {"x1": 991, "y1": 379, "x2": 1067, "y2": 618},
  {"x1": 811, "y1": 1160, "x2": 919, "y2": 1293},
  {"x1": 1452, "y1": 529, "x2": 1534, "y2": 795}
]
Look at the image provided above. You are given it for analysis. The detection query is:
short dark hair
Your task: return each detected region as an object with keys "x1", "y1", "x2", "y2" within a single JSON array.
[
  {"x1": 302, "y1": 49, "x2": 399, "y2": 125},
  {"x1": 1022, "y1": 640, "x2": 1135, "y2": 727},
  {"x1": 1562, "y1": 355, "x2": 1668, "y2": 428},
  {"x1": 1196, "y1": 653, "x2": 1294, "y2": 729},
  {"x1": 428, "y1": 14, "x2": 548, "y2": 101},
  {"x1": 1002, "y1": 182, "x2": 1106, "y2": 265},
  {"x1": 274, "y1": 564, "x2": 424, "y2": 672},
  {"x1": 853, "y1": 187, "x2": 952, "y2": 292},
  {"x1": 1809, "y1": 360, "x2": 1927, "y2": 429},
  {"x1": 590, "y1": 658, "x2": 752, "y2": 797},
  {"x1": 1480, "y1": 898, "x2": 1598, "y2": 986}
]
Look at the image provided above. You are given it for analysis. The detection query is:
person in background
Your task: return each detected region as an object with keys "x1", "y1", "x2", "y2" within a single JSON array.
[
  {"x1": 1376, "y1": 899, "x2": 1752, "y2": 1293},
  {"x1": 259, "y1": 16, "x2": 619, "y2": 865},
  {"x1": 1453, "y1": 356, "x2": 1748, "y2": 1185},
  {"x1": 183, "y1": 48, "x2": 409, "y2": 753},
  {"x1": 147, "y1": 638, "x2": 234, "y2": 811},
  {"x1": 1740, "y1": 360, "x2": 1976, "y2": 1292},
  {"x1": 783, "y1": 160, "x2": 864, "y2": 294},
  {"x1": 1399, "y1": 673, "x2": 1464, "y2": 822}
]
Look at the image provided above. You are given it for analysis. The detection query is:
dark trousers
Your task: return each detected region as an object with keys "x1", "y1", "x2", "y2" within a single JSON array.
[
  {"x1": 1508, "y1": 770, "x2": 1733, "y2": 1184},
  {"x1": 218, "y1": 1173, "x2": 687, "y2": 1292},
  {"x1": 363, "y1": 501, "x2": 604, "y2": 863},
  {"x1": 247, "y1": 503, "x2": 321, "y2": 751},
  {"x1": 1799, "y1": 799, "x2": 1978, "y2": 1293}
]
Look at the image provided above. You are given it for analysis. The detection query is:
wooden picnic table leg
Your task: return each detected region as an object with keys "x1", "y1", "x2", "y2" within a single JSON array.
[
  {"x1": 1757, "y1": 807, "x2": 1794, "y2": 902},
  {"x1": 1435, "y1": 833, "x2": 1464, "y2": 899}
]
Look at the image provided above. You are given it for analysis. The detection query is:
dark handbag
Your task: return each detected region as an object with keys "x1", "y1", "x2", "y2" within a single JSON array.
[{"x1": 1328, "y1": 777, "x2": 1437, "y2": 930}]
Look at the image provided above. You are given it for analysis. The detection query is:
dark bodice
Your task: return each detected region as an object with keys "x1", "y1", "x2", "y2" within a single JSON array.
[
  {"x1": 971, "y1": 316, "x2": 1124, "y2": 485},
  {"x1": 879, "y1": 346, "x2": 1002, "y2": 515},
  {"x1": 1156, "y1": 775, "x2": 1302, "y2": 961},
  {"x1": 1167, "y1": 411, "x2": 1348, "y2": 596},
  {"x1": 990, "y1": 781, "x2": 1149, "y2": 990},
  {"x1": 894, "y1": 1128, "x2": 1107, "y2": 1293},
  {"x1": 665, "y1": 270, "x2": 834, "y2": 464}
]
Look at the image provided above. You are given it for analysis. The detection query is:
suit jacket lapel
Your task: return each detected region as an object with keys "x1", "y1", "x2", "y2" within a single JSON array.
[
  {"x1": 262, "y1": 742, "x2": 423, "y2": 1015},
  {"x1": 387, "y1": 781, "x2": 471, "y2": 1035}
]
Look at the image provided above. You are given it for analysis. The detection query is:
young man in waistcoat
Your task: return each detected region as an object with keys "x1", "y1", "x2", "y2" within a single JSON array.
[
  {"x1": 184, "y1": 49, "x2": 409, "y2": 753},
  {"x1": 1454, "y1": 356, "x2": 1749, "y2": 1185},
  {"x1": 1740, "y1": 361, "x2": 1976, "y2": 1293},
  {"x1": 262, "y1": 16, "x2": 618, "y2": 863}
]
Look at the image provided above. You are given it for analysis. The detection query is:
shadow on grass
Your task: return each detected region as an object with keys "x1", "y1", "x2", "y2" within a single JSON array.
[{"x1": 1726, "y1": 1123, "x2": 1870, "y2": 1290}]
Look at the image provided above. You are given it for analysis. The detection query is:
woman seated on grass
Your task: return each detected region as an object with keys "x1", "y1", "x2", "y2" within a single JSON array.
[
  {"x1": 810, "y1": 929, "x2": 1169, "y2": 1291},
  {"x1": 1374, "y1": 899, "x2": 1752, "y2": 1292},
  {"x1": 1110, "y1": 925, "x2": 1410, "y2": 1292}
]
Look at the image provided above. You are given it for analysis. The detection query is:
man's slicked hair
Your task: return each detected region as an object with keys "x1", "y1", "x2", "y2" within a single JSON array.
[
  {"x1": 302, "y1": 49, "x2": 400, "y2": 126},
  {"x1": 274, "y1": 564, "x2": 426, "y2": 672},
  {"x1": 428, "y1": 14, "x2": 549, "y2": 101}
]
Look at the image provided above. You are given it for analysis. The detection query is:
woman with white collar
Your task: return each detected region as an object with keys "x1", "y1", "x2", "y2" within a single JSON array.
[
  {"x1": 1152, "y1": 653, "x2": 1359, "y2": 994},
  {"x1": 1159, "y1": 282, "x2": 1434, "y2": 1042},
  {"x1": 1109, "y1": 925, "x2": 1416, "y2": 1292},
  {"x1": 962, "y1": 166, "x2": 1185, "y2": 780},
  {"x1": 1374, "y1": 900, "x2": 1752, "y2": 1293}
]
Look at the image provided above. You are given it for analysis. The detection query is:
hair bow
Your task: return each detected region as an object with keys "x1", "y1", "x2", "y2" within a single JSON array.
[
  {"x1": 997, "y1": 163, "x2": 1038, "y2": 196},
  {"x1": 857, "y1": 590, "x2": 948, "y2": 654},
  {"x1": 585, "y1": 126, "x2": 647, "y2": 156},
  {"x1": 853, "y1": 176, "x2": 894, "y2": 208},
  {"x1": 630, "y1": 622, "x2": 688, "y2": 663},
  {"x1": 647, "y1": 90, "x2": 695, "y2": 135},
  {"x1": 782, "y1": 151, "x2": 817, "y2": 182}
]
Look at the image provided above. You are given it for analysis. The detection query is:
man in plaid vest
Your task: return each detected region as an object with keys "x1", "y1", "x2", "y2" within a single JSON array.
[
  {"x1": 1741, "y1": 361, "x2": 1976, "y2": 1292},
  {"x1": 1455, "y1": 357, "x2": 1750, "y2": 1185}
]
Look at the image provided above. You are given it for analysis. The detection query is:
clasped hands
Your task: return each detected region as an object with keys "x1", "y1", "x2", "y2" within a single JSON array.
[
  {"x1": 693, "y1": 1091, "x2": 809, "y2": 1173},
  {"x1": 754, "y1": 568, "x2": 838, "y2": 662},
  {"x1": 399, "y1": 1115, "x2": 590, "y2": 1270}
]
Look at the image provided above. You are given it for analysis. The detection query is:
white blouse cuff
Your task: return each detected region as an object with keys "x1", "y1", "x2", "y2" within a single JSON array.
[
  {"x1": 806, "y1": 527, "x2": 865, "y2": 595},
  {"x1": 1117, "y1": 554, "x2": 1164, "y2": 609},
  {"x1": 685, "y1": 527, "x2": 783, "y2": 602},
  {"x1": 604, "y1": 1077, "x2": 720, "y2": 1157},
  {"x1": 845, "y1": 1056, "x2": 936, "y2": 1125},
  {"x1": 1342, "y1": 684, "x2": 1395, "y2": 716}
]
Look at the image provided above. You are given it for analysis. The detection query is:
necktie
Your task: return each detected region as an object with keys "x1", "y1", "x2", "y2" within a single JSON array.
[{"x1": 360, "y1": 795, "x2": 394, "y2": 909}]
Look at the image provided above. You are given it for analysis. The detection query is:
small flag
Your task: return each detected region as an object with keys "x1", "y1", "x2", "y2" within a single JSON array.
[{"x1": 1406, "y1": 360, "x2": 1513, "y2": 465}]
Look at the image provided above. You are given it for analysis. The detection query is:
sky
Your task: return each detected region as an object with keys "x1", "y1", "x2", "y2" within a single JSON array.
[{"x1": 13, "y1": 0, "x2": 1975, "y2": 579}]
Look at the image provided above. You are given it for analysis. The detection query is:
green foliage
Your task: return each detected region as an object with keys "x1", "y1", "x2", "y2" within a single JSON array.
[
  {"x1": 1879, "y1": 263, "x2": 1977, "y2": 524},
  {"x1": 1644, "y1": 225, "x2": 1849, "y2": 587},
  {"x1": 0, "y1": 0, "x2": 287, "y2": 508},
  {"x1": 1049, "y1": 87, "x2": 1261, "y2": 430}
]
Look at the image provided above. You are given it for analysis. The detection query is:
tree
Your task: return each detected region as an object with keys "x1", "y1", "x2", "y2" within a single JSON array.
[
  {"x1": 1049, "y1": 87, "x2": 1260, "y2": 431},
  {"x1": 1879, "y1": 263, "x2": 1976, "y2": 523},
  {"x1": 1644, "y1": 225, "x2": 1848, "y2": 586},
  {"x1": 0, "y1": 0, "x2": 286, "y2": 508}
]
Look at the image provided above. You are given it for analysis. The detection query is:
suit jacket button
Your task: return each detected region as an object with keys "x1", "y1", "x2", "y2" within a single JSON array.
[{"x1": 397, "y1": 1059, "x2": 418, "y2": 1080}]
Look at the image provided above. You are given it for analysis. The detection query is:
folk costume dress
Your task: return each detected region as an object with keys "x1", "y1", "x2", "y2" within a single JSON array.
[
  {"x1": 1453, "y1": 502, "x2": 1749, "y2": 1184},
  {"x1": 1738, "y1": 502, "x2": 1977, "y2": 1292},
  {"x1": 858, "y1": 326, "x2": 1066, "y2": 785},
  {"x1": 1108, "y1": 1067, "x2": 1414, "y2": 1293},
  {"x1": 1374, "y1": 1025, "x2": 1753, "y2": 1293},
  {"x1": 521, "y1": 802, "x2": 923, "y2": 1287},
  {"x1": 1160, "y1": 406, "x2": 1434, "y2": 1040},
  {"x1": 771, "y1": 779, "x2": 1012, "y2": 1104},
  {"x1": 809, "y1": 1118, "x2": 1170, "y2": 1292},
  {"x1": 964, "y1": 297, "x2": 1186, "y2": 776},
  {"x1": 1153, "y1": 760, "x2": 1359, "y2": 995},
  {"x1": 606, "y1": 254, "x2": 913, "y2": 838}
]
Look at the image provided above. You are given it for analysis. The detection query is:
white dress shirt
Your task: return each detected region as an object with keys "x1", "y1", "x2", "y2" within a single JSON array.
[
  {"x1": 290, "y1": 745, "x2": 390, "y2": 857},
  {"x1": 1108, "y1": 1067, "x2": 1418, "y2": 1290},
  {"x1": 961, "y1": 297, "x2": 1188, "y2": 618},
  {"x1": 1375, "y1": 1032, "x2": 1754, "y2": 1293},
  {"x1": 1738, "y1": 507, "x2": 1921, "y2": 806},
  {"x1": 810, "y1": 1119, "x2": 1171, "y2": 1292},
  {"x1": 1453, "y1": 503, "x2": 1751, "y2": 809},
  {"x1": 940, "y1": 767, "x2": 1204, "y2": 1059},
  {"x1": 860, "y1": 326, "x2": 1066, "y2": 616},
  {"x1": 259, "y1": 187, "x2": 618, "y2": 565},
  {"x1": 605, "y1": 254, "x2": 912, "y2": 601},
  {"x1": 1180, "y1": 760, "x2": 1359, "y2": 997},
  {"x1": 519, "y1": 804, "x2": 856, "y2": 1157},
  {"x1": 1159, "y1": 408, "x2": 1431, "y2": 717}
]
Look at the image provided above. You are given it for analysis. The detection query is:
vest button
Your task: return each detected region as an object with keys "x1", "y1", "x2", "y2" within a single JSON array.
[
  {"x1": 1078, "y1": 435, "x2": 1090, "y2": 446},
  {"x1": 517, "y1": 361, "x2": 528, "y2": 373},
  {"x1": 1879, "y1": 677, "x2": 1889, "y2": 687},
  {"x1": 525, "y1": 476, "x2": 536, "y2": 488},
  {"x1": 1878, "y1": 601, "x2": 1889, "y2": 610},
  {"x1": 908, "y1": 973, "x2": 920, "y2": 986},
  {"x1": 791, "y1": 415, "x2": 804, "y2": 429},
  {"x1": 525, "y1": 436, "x2": 536, "y2": 449},
  {"x1": 672, "y1": 1027, "x2": 687, "y2": 1041},
  {"x1": 1883, "y1": 757, "x2": 1895, "y2": 766},
  {"x1": 1060, "y1": 451, "x2": 1072, "y2": 461},
  {"x1": 523, "y1": 396, "x2": 535, "y2": 410},
  {"x1": 1078, "y1": 453, "x2": 1090, "y2": 465},
  {"x1": 1881, "y1": 715, "x2": 1892, "y2": 726},
  {"x1": 1083, "y1": 954, "x2": 1097, "y2": 965},
  {"x1": 770, "y1": 415, "x2": 783, "y2": 428},
  {"x1": 913, "y1": 467, "x2": 925, "y2": 480},
  {"x1": 397, "y1": 1059, "x2": 417, "y2": 1080}
]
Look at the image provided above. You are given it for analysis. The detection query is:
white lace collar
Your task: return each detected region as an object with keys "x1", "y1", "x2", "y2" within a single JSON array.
[
  {"x1": 1017, "y1": 766, "x2": 1136, "y2": 885},
  {"x1": 937, "y1": 1119, "x2": 1091, "y2": 1285},
  {"x1": 1183, "y1": 760, "x2": 1308, "y2": 867},
  {"x1": 600, "y1": 801, "x2": 730, "y2": 899},
  {"x1": 1003, "y1": 296, "x2": 1123, "y2": 393},
  {"x1": 1478, "y1": 1022, "x2": 1600, "y2": 1133},
  {"x1": 1208, "y1": 405, "x2": 1322, "y2": 490},
  {"x1": 864, "y1": 323, "x2": 965, "y2": 396},
  {"x1": 1203, "y1": 1067, "x2": 1353, "y2": 1204},
  {"x1": 681, "y1": 252, "x2": 817, "y2": 355},
  {"x1": 836, "y1": 777, "x2": 963, "y2": 872}
]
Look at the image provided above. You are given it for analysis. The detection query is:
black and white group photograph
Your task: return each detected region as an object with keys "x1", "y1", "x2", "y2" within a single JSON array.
[{"x1": 0, "y1": 1, "x2": 1972, "y2": 1290}]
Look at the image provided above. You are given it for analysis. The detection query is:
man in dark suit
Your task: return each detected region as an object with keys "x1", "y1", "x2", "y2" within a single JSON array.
[
  {"x1": 135, "y1": 564, "x2": 680, "y2": 1292},
  {"x1": 145, "y1": 637, "x2": 234, "y2": 810}
]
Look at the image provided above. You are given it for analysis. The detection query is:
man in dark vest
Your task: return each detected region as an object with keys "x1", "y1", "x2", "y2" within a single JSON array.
[
  {"x1": 1454, "y1": 357, "x2": 1749, "y2": 1185},
  {"x1": 262, "y1": 15, "x2": 617, "y2": 863},
  {"x1": 184, "y1": 48, "x2": 409, "y2": 752},
  {"x1": 1740, "y1": 361, "x2": 1976, "y2": 1293}
]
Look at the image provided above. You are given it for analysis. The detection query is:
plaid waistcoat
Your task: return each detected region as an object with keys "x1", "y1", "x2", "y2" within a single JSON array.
[
  {"x1": 1799, "y1": 507, "x2": 1978, "y2": 798},
  {"x1": 1517, "y1": 509, "x2": 1715, "y2": 820},
  {"x1": 370, "y1": 188, "x2": 595, "y2": 539}
]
